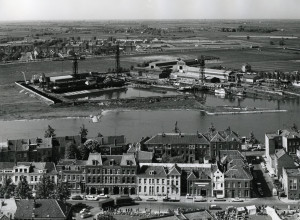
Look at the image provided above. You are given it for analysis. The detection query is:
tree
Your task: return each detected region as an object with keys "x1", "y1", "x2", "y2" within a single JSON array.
[
  {"x1": 65, "y1": 142, "x2": 77, "y2": 159},
  {"x1": 44, "y1": 125, "x2": 56, "y2": 138},
  {"x1": 84, "y1": 139, "x2": 100, "y2": 153},
  {"x1": 279, "y1": 38, "x2": 285, "y2": 46},
  {"x1": 78, "y1": 144, "x2": 89, "y2": 160},
  {"x1": 54, "y1": 181, "x2": 70, "y2": 202},
  {"x1": 35, "y1": 175, "x2": 55, "y2": 199},
  {"x1": 0, "y1": 177, "x2": 15, "y2": 199},
  {"x1": 14, "y1": 175, "x2": 32, "y2": 199},
  {"x1": 79, "y1": 124, "x2": 88, "y2": 143}
]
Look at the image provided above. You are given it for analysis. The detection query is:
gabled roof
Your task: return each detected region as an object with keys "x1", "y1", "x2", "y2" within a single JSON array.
[
  {"x1": 275, "y1": 149, "x2": 287, "y2": 159},
  {"x1": 145, "y1": 133, "x2": 210, "y2": 145},
  {"x1": 225, "y1": 166, "x2": 252, "y2": 180},
  {"x1": 168, "y1": 164, "x2": 181, "y2": 176},
  {"x1": 187, "y1": 169, "x2": 211, "y2": 181},
  {"x1": 15, "y1": 199, "x2": 71, "y2": 219},
  {"x1": 138, "y1": 165, "x2": 168, "y2": 178},
  {"x1": 203, "y1": 128, "x2": 241, "y2": 143}
]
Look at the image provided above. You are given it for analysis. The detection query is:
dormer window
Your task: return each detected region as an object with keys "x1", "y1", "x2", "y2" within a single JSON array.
[
  {"x1": 126, "y1": 160, "x2": 133, "y2": 166},
  {"x1": 92, "y1": 160, "x2": 98, "y2": 166},
  {"x1": 24, "y1": 169, "x2": 27, "y2": 173},
  {"x1": 149, "y1": 170, "x2": 155, "y2": 175},
  {"x1": 110, "y1": 159, "x2": 114, "y2": 166}
]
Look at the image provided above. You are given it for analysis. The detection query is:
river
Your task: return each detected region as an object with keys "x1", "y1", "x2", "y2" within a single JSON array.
[{"x1": 0, "y1": 93, "x2": 299, "y2": 143}]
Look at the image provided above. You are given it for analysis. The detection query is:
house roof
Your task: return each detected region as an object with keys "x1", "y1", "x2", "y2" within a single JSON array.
[
  {"x1": 225, "y1": 166, "x2": 252, "y2": 180},
  {"x1": 168, "y1": 164, "x2": 181, "y2": 176},
  {"x1": 145, "y1": 133, "x2": 210, "y2": 145},
  {"x1": 101, "y1": 155, "x2": 123, "y2": 166},
  {"x1": 275, "y1": 149, "x2": 287, "y2": 159},
  {"x1": 16, "y1": 162, "x2": 57, "y2": 174},
  {"x1": 203, "y1": 129, "x2": 241, "y2": 142},
  {"x1": 137, "y1": 151, "x2": 153, "y2": 162},
  {"x1": 284, "y1": 168, "x2": 300, "y2": 177},
  {"x1": 120, "y1": 154, "x2": 136, "y2": 166},
  {"x1": 138, "y1": 165, "x2": 168, "y2": 178},
  {"x1": 86, "y1": 153, "x2": 103, "y2": 165},
  {"x1": 15, "y1": 199, "x2": 71, "y2": 219},
  {"x1": 0, "y1": 162, "x2": 15, "y2": 170}
]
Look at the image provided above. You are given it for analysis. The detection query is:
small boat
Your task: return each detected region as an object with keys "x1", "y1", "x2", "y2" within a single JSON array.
[
  {"x1": 178, "y1": 86, "x2": 192, "y2": 91},
  {"x1": 214, "y1": 88, "x2": 226, "y2": 95},
  {"x1": 236, "y1": 91, "x2": 245, "y2": 97},
  {"x1": 292, "y1": 81, "x2": 300, "y2": 87}
]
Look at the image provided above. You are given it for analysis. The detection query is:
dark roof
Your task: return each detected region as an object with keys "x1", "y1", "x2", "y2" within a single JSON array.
[
  {"x1": 145, "y1": 133, "x2": 210, "y2": 145},
  {"x1": 203, "y1": 129, "x2": 241, "y2": 142},
  {"x1": 137, "y1": 151, "x2": 153, "y2": 162},
  {"x1": 225, "y1": 166, "x2": 252, "y2": 180},
  {"x1": 101, "y1": 155, "x2": 123, "y2": 166},
  {"x1": 138, "y1": 165, "x2": 167, "y2": 178},
  {"x1": 16, "y1": 162, "x2": 57, "y2": 174},
  {"x1": 0, "y1": 162, "x2": 15, "y2": 170},
  {"x1": 15, "y1": 199, "x2": 71, "y2": 219}
]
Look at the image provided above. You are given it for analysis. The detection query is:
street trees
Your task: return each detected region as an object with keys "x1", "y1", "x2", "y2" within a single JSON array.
[
  {"x1": 44, "y1": 125, "x2": 56, "y2": 138},
  {"x1": 35, "y1": 175, "x2": 55, "y2": 199},
  {"x1": 79, "y1": 124, "x2": 88, "y2": 143},
  {"x1": 64, "y1": 142, "x2": 78, "y2": 159},
  {"x1": 54, "y1": 182, "x2": 70, "y2": 202},
  {"x1": 78, "y1": 144, "x2": 90, "y2": 160},
  {"x1": 14, "y1": 175, "x2": 32, "y2": 199},
  {"x1": 0, "y1": 177, "x2": 15, "y2": 199}
]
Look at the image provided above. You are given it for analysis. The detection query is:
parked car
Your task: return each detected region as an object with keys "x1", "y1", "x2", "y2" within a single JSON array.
[
  {"x1": 79, "y1": 208, "x2": 89, "y2": 214},
  {"x1": 80, "y1": 213, "x2": 92, "y2": 219},
  {"x1": 209, "y1": 205, "x2": 222, "y2": 210},
  {"x1": 133, "y1": 196, "x2": 142, "y2": 201},
  {"x1": 85, "y1": 195, "x2": 99, "y2": 201},
  {"x1": 193, "y1": 196, "x2": 207, "y2": 202},
  {"x1": 231, "y1": 197, "x2": 244, "y2": 202},
  {"x1": 97, "y1": 193, "x2": 109, "y2": 199},
  {"x1": 71, "y1": 195, "x2": 83, "y2": 200},
  {"x1": 185, "y1": 194, "x2": 193, "y2": 199},
  {"x1": 146, "y1": 197, "x2": 157, "y2": 202}
]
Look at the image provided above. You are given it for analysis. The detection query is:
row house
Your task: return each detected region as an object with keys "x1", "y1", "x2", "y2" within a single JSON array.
[
  {"x1": 187, "y1": 168, "x2": 212, "y2": 197},
  {"x1": 265, "y1": 129, "x2": 300, "y2": 161},
  {"x1": 143, "y1": 128, "x2": 242, "y2": 163},
  {"x1": 270, "y1": 149, "x2": 296, "y2": 178},
  {"x1": 143, "y1": 132, "x2": 211, "y2": 163},
  {"x1": 203, "y1": 127, "x2": 242, "y2": 160},
  {"x1": 13, "y1": 162, "x2": 57, "y2": 192},
  {"x1": 0, "y1": 162, "x2": 57, "y2": 193},
  {"x1": 57, "y1": 153, "x2": 138, "y2": 196},
  {"x1": 56, "y1": 159, "x2": 87, "y2": 195},
  {"x1": 0, "y1": 136, "x2": 81, "y2": 164},
  {"x1": 137, "y1": 164, "x2": 181, "y2": 197},
  {"x1": 91, "y1": 135, "x2": 128, "y2": 155},
  {"x1": 0, "y1": 162, "x2": 15, "y2": 186},
  {"x1": 282, "y1": 167, "x2": 300, "y2": 200}
]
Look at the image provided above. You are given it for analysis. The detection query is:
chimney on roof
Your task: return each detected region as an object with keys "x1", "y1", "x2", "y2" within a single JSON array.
[{"x1": 277, "y1": 130, "x2": 282, "y2": 135}]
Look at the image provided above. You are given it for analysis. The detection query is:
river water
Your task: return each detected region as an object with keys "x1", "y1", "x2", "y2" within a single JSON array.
[{"x1": 0, "y1": 93, "x2": 299, "y2": 143}]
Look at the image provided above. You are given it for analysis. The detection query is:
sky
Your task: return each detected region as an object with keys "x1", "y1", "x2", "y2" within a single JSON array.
[{"x1": 0, "y1": 0, "x2": 299, "y2": 21}]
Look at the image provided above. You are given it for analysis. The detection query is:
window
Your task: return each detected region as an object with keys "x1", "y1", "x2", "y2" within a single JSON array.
[
  {"x1": 144, "y1": 186, "x2": 147, "y2": 193},
  {"x1": 162, "y1": 186, "x2": 164, "y2": 193},
  {"x1": 157, "y1": 186, "x2": 159, "y2": 193},
  {"x1": 35, "y1": 176, "x2": 37, "y2": 181},
  {"x1": 157, "y1": 179, "x2": 159, "y2": 184},
  {"x1": 167, "y1": 180, "x2": 169, "y2": 185},
  {"x1": 15, "y1": 169, "x2": 18, "y2": 173},
  {"x1": 290, "y1": 179, "x2": 297, "y2": 190},
  {"x1": 162, "y1": 179, "x2": 165, "y2": 184},
  {"x1": 144, "y1": 179, "x2": 146, "y2": 184},
  {"x1": 24, "y1": 169, "x2": 27, "y2": 173},
  {"x1": 238, "y1": 182, "x2": 241, "y2": 188},
  {"x1": 245, "y1": 182, "x2": 248, "y2": 188},
  {"x1": 148, "y1": 179, "x2": 151, "y2": 184},
  {"x1": 244, "y1": 190, "x2": 249, "y2": 197},
  {"x1": 139, "y1": 186, "x2": 141, "y2": 192},
  {"x1": 139, "y1": 178, "x2": 141, "y2": 184},
  {"x1": 31, "y1": 176, "x2": 33, "y2": 181},
  {"x1": 15, "y1": 176, "x2": 18, "y2": 182}
]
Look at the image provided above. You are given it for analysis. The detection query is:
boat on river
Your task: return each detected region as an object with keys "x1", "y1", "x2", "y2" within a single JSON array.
[{"x1": 214, "y1": 88, "x2": 226, "y2": 95}]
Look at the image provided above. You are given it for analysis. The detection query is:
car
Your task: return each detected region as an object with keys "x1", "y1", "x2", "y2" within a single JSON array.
[
  {"x1": 146, "y1": 197, "x2": 157, "y2": 202},
  {"x1": 133, "y1": 196, "x2": 142, "y2": 201},
  {"x1": 71, "y1": 195, "x2": 83, "y2": 200},
  {"x1": 193, "y1": 196, "x2": 207, "y2": 202},
  {"x1": 79, "y1": 208, "x2": 89, "y2": 214},
  {"x1": 209, "y1": 205, "x2": 222, "y2": 210},
  {"x1": 231, "y1": 197, "x2": 244, "y2": 202},
  {"x1": 185, "y1": 194, "x2": 193, "y2": 199},
  {"x1": 80, "y1": 213, "x2": 92, "y2": 219},
  {"x1": 85, "y1": 195, "x2": 99, "y2": 201},
  {"x1": 97, "y1": 193, "x2": 109, "y2": 199}
]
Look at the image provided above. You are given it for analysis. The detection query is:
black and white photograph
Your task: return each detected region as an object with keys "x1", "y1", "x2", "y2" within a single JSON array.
[{"x1": 0, "y1": 0, "x2": 300, "y2": 219}]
